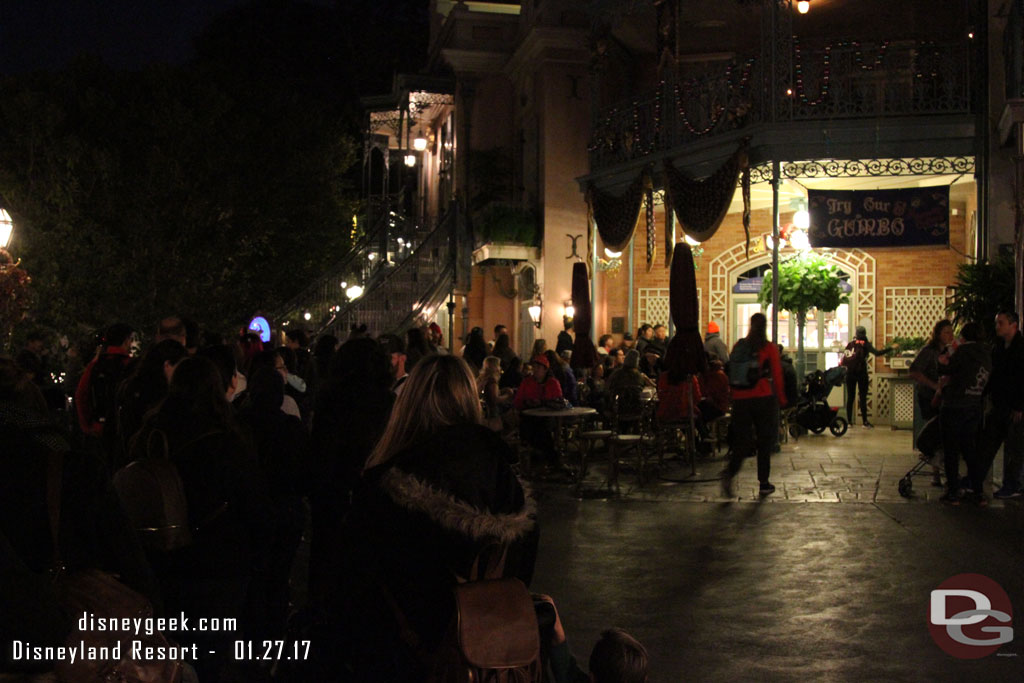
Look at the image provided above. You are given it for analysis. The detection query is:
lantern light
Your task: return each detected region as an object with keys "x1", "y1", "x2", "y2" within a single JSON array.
[
  {"x1": 346, "y1": 284, "x2": 364, "y2": 299},
  {"x1": 797, "y1": 1, "x2": 810, "y2": 14},
  {"x1": 528, "y1": 299, "x2": 542, "y2": 328},
  {"x1": 413, "y1": 136, "x2": 427, "y2": 151},
  {"x1": 404, "y1": 154, "x2": 416, "y2": 167}
]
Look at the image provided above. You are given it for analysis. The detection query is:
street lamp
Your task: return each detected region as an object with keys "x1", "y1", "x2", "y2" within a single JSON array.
[{"x1": 0, "y1": 209, "x2": 12, "y2": 249}]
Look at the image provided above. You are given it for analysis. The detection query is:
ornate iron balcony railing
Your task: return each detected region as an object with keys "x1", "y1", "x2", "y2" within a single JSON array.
[{"x1": 589, "y1": 39, "x2": 971, "y2": 171}]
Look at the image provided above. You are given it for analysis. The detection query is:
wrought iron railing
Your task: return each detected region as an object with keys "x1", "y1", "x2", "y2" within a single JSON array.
[
  {"x1": 589, "y1": 39, "x2": 971, "y2": 170},
  {"x1": 271, "y1": 194, "x2": 436, "y2": 332}
]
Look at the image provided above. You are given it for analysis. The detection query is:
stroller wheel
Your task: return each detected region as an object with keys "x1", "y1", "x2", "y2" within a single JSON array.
[
  {"x1": 788, "y1": 424, "x2": 802, "y2": 440},
  {"x1": 829, "y1": 416, "x2": 848, "y2": 437},
  {"x1": 898, "y1": 476, "x2": 912, "y2": 498},
  {"x1": 810, "y1": 425, "x2": 827, "y2": 434}
]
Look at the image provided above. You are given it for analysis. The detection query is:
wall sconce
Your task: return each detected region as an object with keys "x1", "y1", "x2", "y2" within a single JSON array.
[
  {"x1": 563, "y1": 299, "x2": 575, "y2": 319},
  {"x1": 528, "y1": 297, "x2": 542, "y2": 328}
]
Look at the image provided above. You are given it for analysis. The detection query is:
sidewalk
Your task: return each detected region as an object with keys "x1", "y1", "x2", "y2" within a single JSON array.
[
  {"x1": 528, "y1": 426, "x2": 1024, "y2": 681},
  {"x1": 557, "y1": 422, "x2": 1009, "y2": 505}
]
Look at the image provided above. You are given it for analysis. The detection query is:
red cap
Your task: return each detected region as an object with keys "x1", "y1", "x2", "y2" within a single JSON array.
[
  {"x1": 708, "y1": 321, "x2": 720, "y2": 334},
  {"x1": 531, "y1": 354, "x2": 550, "y2": 368}
]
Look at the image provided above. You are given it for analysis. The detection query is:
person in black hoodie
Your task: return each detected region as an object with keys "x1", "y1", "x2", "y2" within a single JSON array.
[
  {"x1": 127, "y1": 355, "x2": 269, "y2": 682},
  {"x1": 936, "y1": 322, "x2": 992, "y2": 505},
  {"x1": 981, "y1": 311, "x2": 1024, "y2": 499},
  {"x1": 115, "y1": 339, "x2": 188, "y2": 468},
  {"x1": 236, "y1": 367, "x2": 310, "y2": 643},
  {"x1": 319, "y1": 354, "x2": 537, "y2": 681}
]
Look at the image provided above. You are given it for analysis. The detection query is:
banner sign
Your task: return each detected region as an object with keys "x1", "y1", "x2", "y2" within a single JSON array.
[{"x1": 807, "y1": 187, "x2": 949, "y2": 248}]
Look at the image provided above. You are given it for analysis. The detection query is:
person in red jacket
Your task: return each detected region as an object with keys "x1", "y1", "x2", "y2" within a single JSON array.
[
  {"x1": 515, "y1": 355, "x2": 563, "y2": 468},
  {"x1": 721, "y1": 313, "x2": 787, "y2": 497},
  {"x1": 74, "y1": 323, "x2": 136, "y2": 465}
]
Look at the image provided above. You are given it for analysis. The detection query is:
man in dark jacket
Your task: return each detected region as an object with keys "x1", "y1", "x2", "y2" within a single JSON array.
[
  {"x1": 704, "y1": 322, "x2": 730, "y2": 363},
  {"x1": 982, "y1": 311, "x2": 1024, "y2": 498},
  {"x1": 936, "y1": 322, "x2": 992, "y2": 504}
]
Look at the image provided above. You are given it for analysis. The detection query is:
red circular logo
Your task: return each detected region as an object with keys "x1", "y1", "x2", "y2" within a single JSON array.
[{"x1": 928, "y1": 573, "x2": 1013, "y2": 659}]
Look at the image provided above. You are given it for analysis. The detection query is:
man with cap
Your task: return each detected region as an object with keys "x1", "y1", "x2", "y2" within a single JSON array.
[
  {"x1": 513, "y1": 354, "x2": 564, "y2": 468},
  {"x1": 842, "y1": 325, "x2": 898, "y2": 428},
  {"x1": 378, "y1": 333, "x2": 409, "y2": 394},
  {"x1": 704, "y1": 321, "x2": 729, "y2": 363}
]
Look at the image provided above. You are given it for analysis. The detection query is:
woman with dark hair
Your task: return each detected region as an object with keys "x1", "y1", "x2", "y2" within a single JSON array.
[
  {"x1": 908, "y1": 319, "x2": 954, "y2": 486},
  {"x1": 545, "y1": 349, "x2": 578, "y2": 405},
  {"x1": 492, "y1": 332, "x2": 518, "y2": 371},
  {"x1": 405, "y1": 327, "x2": 432, "y2": 370},
  {"x1": 721, "y1": 313, "x2": 787, "y2": 497},
  {"x1": 320, "y1": 355, "x2": 536, "y2": 680},
  {"x1": 308, "y1": 337, "x2": 395, "y2": 602},
  {"x1": 115, "y1": 339, "x2": 189, "y2": 468},
  {"x1": 127, "y1": 355, "x2": 269, "y2": 682},
  {"x1": 462, "y1": 326, "x2": 488, "y2": 373}
]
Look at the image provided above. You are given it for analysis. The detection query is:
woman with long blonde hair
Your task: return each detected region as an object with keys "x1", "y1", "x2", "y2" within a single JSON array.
[{"x1": 328, "y1": 354, "x2": 536, "y2": 679}]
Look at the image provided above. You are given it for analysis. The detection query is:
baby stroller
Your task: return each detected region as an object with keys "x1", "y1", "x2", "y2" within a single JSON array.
[
  {"x1": 898, "y1": 415, "x2": 943, "y2": 497},
  {"x1": 788, "y1": 366, "x2": 849, "y2": 438}
]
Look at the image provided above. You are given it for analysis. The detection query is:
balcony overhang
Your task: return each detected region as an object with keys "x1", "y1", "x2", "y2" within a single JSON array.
[
  {"x1": 472, "y1": 243, "x2": 541, "y2": 267},
  {"x1": 577, "y1": 115, "x2": 976, "y2": 194}
]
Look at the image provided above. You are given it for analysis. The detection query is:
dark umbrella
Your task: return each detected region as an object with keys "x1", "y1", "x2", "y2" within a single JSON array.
[
  {"x1": 570, "y1": 262, "x2": 598, "y2": 371},
  {"x1": 664, "y1": 243, "x2": 708, "y2": 378}
]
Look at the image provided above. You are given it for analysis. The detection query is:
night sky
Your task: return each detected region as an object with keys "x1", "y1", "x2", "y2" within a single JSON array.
[{"x1": 0, "y1": 0, "x2": 336, "y2": 74}]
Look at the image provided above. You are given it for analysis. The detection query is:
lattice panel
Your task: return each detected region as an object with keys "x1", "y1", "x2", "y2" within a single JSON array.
[
  {"x1": 893, "y1": 381, "x2": 916, "y2": 423},
  {"x1": 883, "y1": 287, "x2": 952, "y2": 361},
  {"x1": 874, "y1": 376, "x2": 890, "y2": 425},
  {"x1": 639, "y1": 288, "x2": 670, "y2": 327},
  {"x1": 636, "y1": 288, "x2": 701, "y2": 329}
]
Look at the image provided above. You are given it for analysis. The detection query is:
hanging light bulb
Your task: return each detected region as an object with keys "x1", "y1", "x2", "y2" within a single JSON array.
[{"x1": 797, "y1": 0, "x2": 810, "y2": 14}]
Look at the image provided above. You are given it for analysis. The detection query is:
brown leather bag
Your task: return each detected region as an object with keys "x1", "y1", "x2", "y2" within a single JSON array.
[
  {"x1": 386, "y1": 545, "x2": 542, "y2": 683},
  {"x1": 46, "y1": 453, "x2": 183, "y2": 683}
]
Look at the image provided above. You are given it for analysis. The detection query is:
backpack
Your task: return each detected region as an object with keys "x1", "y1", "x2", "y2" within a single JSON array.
[
  {"x1": 385, "y1": 546, "x2": 542, "y2": 683},
  {"x1": 87, "y1": 353, "x2": 132, "y2": 431},
  {"x1": 727, "y1": 338, "x2": 767, "y2": 389},
  {"x1": 841, "y1": 340, "x2": 867, "y2": 374},
  {"x1": 113, "y1": 429, "x2": 227, "y2": 553}
]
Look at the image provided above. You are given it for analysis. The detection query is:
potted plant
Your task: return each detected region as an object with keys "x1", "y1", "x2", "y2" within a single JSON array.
[{"x1": 759, "y1": 251, "x2": 849, "y2": 379}]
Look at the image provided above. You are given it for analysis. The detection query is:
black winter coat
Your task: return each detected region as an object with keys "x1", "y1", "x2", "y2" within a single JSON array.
[{"x1": 327, "y1": 423, "x2": 538, "y2": 680}]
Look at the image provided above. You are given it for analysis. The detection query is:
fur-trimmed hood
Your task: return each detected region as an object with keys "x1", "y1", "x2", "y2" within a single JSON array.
[{"x1": 375, "y1": 423, "x2": 535, "y2": 545}]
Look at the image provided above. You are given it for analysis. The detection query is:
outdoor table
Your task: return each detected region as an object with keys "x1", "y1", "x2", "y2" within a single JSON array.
[{"x1": 521, "y1": 406, "x2": 598, "y2": 458}]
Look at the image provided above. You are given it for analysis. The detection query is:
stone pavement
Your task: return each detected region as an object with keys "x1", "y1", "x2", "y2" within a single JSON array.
[
  {"x1": 527, "y1": 424, "x2": 1024, "y2": 681},
  {"x1": 560, "y1": 422, "x2": 1006, "y2": 505}
]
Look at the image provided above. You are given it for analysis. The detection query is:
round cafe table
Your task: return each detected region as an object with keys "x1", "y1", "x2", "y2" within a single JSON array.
[{"x1": 521, "y1": 406, "x2": 598, "y2": 459}]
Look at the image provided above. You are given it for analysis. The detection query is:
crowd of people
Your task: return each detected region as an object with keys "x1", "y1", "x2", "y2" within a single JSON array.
[
  {"x1": 5, "y1": 307, "x2": 1021, "y2": 680},
  {"x1": 1, "y1": 315, "x2": 650, "y2": 683}
]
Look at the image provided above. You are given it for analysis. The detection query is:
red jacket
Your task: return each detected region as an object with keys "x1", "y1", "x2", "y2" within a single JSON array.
[
  {"x1": 75, "y1": 346, "x2": 134, "y2": 437},
  {"x1": 730, "y1": 341, "x2": 787, "y2": 407},
  {"x1": 513, "y1": 376, "x2": 562, "y2": 410}
]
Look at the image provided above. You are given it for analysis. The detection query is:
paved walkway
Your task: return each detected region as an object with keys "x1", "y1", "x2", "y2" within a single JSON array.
[
  {"x1": 560, "y1": 422, "x2": 1006, "y2": 505},
  {"x1": 528, "y1": 425, "x2": 1024, "y2": 681}
]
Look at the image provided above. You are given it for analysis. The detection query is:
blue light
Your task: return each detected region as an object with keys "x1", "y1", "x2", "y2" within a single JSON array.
[{"x1": 248, "y1": 316, "x2": 271, "y2": 343}]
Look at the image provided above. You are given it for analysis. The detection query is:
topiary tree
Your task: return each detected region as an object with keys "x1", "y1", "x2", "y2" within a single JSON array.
[{"x1": 759, "y1": 251, "x2": 849, "y2": 379}]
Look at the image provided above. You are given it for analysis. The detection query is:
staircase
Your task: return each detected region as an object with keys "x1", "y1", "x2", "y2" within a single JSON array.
[{"x1": 272, "y1": 200, "x2": 463, "y2": 338}]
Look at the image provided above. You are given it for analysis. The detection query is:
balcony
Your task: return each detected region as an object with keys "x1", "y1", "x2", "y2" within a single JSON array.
[{"x1": 588, "y1": 39, "x2": 972, "y2": 175}]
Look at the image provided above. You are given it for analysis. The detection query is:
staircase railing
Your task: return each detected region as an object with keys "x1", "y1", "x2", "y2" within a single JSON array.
[{"x1": 271, "y1": 194, "x2": 433, "y2": 330}]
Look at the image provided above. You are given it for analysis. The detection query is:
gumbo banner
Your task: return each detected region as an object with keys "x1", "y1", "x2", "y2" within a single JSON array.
[{"x1": 807, "y1": 187, "x2": 949, "y2": 248}]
